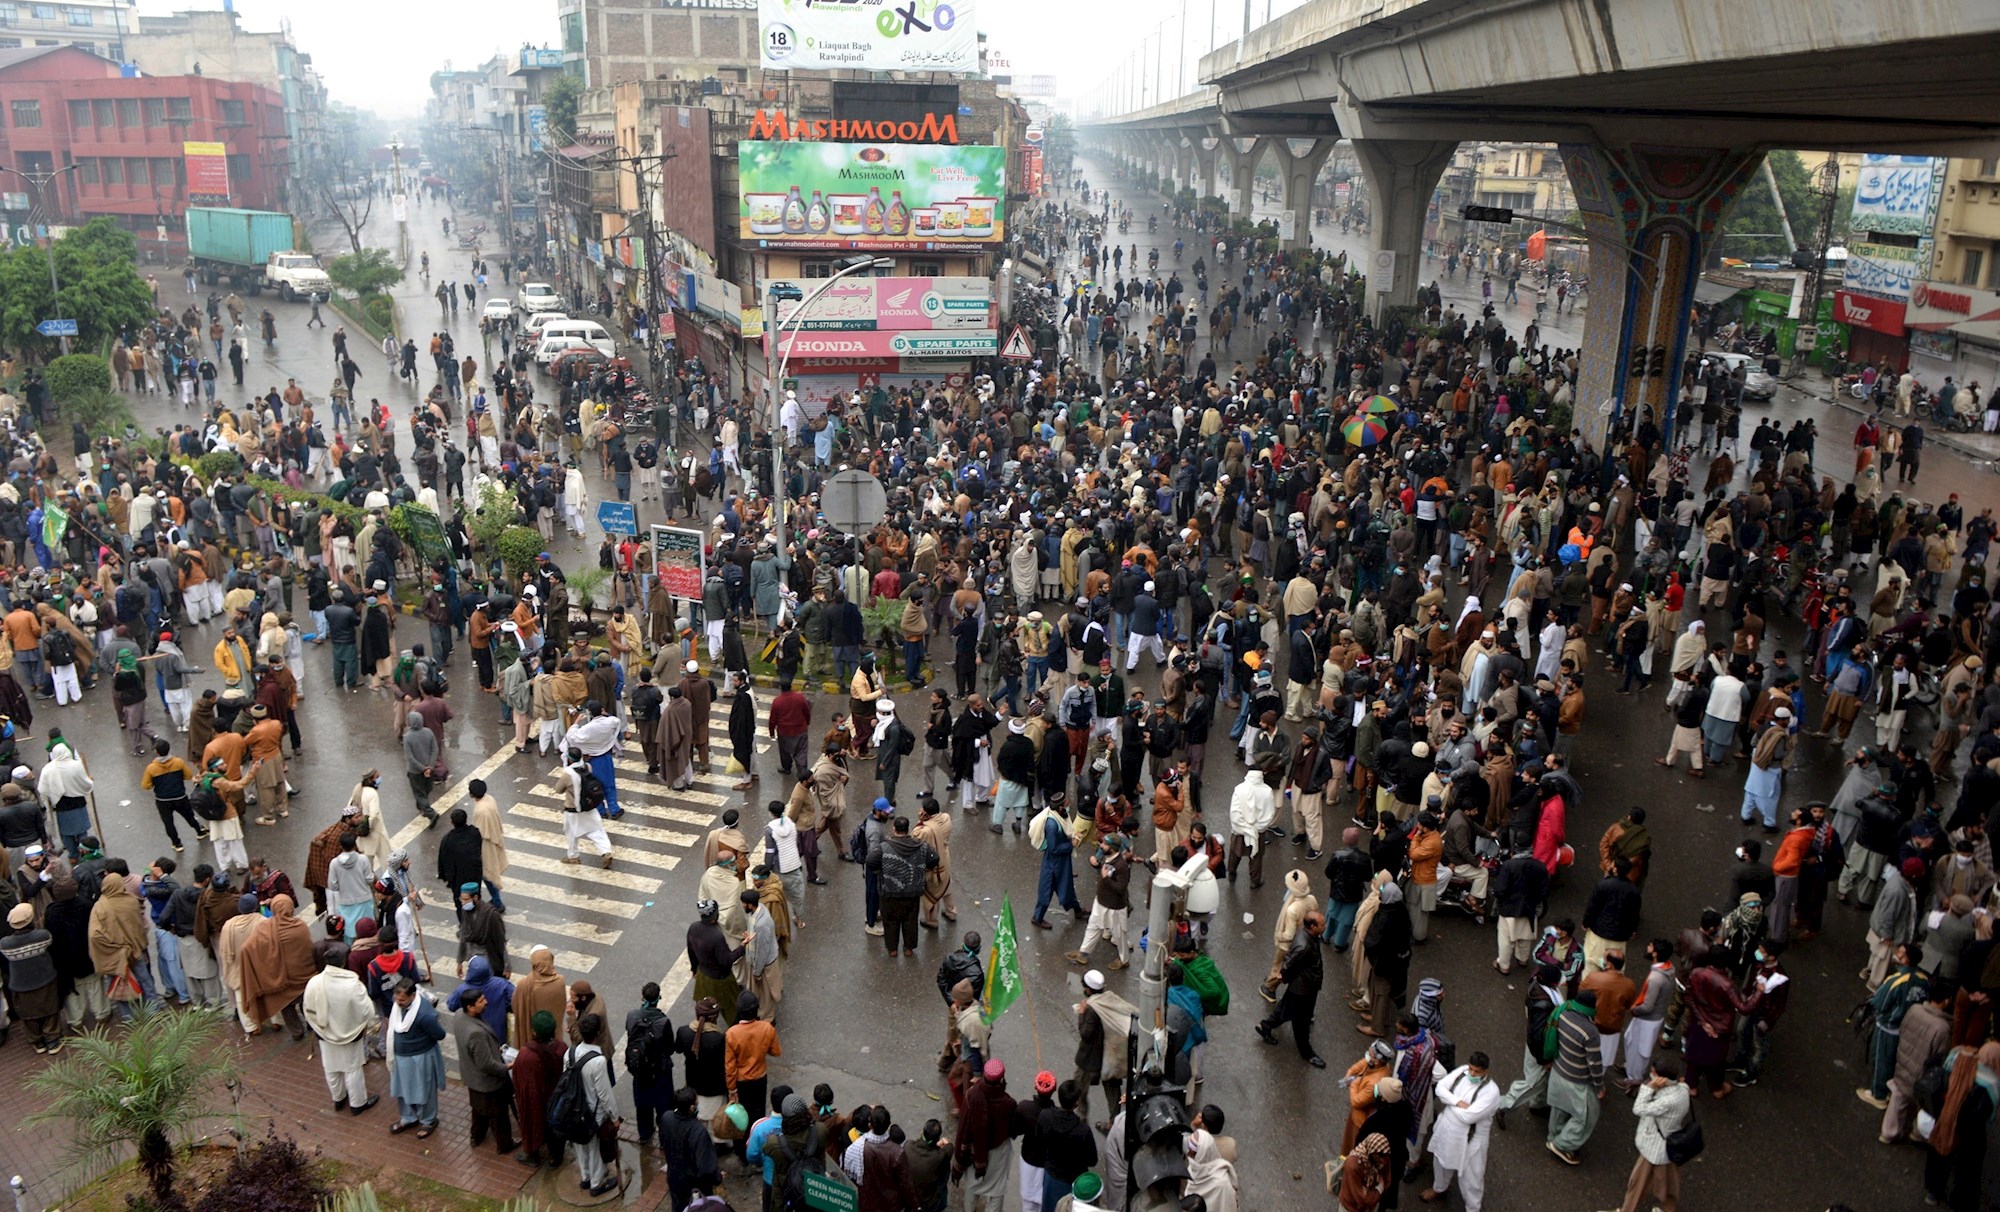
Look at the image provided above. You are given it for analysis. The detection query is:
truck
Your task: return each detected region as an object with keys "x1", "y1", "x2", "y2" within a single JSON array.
[{"x1": 184, "y1": 207, "x2": 331, "y2": 301}]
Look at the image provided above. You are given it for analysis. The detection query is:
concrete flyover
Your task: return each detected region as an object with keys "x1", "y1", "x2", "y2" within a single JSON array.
[{"x1": 1085, "y1": 0, "x2": 2000, "y2": 446}]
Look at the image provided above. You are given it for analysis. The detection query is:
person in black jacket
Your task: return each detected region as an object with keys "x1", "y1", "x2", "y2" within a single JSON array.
[
  {"x1": 1495, "y1": 962, "x2": 1565, "y2": 1125},
  {"x1": 935, "y1": 932, "x2": 984, "y2": 1070},
  {"x1": 1581, "y1": 857, "x2": 1644, "y2": 970},
  {"x1": 1494, "y1": 848, "x2": 1550, "y2": 974},
  {"x1": 1324, "y1": 828, "x2": 1374, "y2": 950},
  {"x1": 1256, "y1": 911, "x2": 1327, "y2": 1067},
  {"x1": 435, "y1": 808, "x2": 485, "y2": 901},
  {"x1": 1362, "y1": 883, "x2": 1414, "y2": 1038},
  {"x1": 1036, "y1": 1080, "x2": 1099, "y2": 1208}
]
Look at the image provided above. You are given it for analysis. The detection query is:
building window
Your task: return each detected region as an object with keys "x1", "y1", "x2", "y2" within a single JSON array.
[
  {"x1": 1980, "y1": 158, "x2": 2000, "y2": 179},
  {"x1": 10, "y1": 99, "x2": 39, "y2": 128},
  {"x1": 142, "y1": 97, "x2": 164, "y2": 127},
  {"x1": 0, "y1": 5, "x2": 16, "y2": 24},
  {"x1": 152, "y1": 157, "x2": 178, "y2": 187},
  {"x1": 909, "y1": 261, "x2": 942, "y2": 277},
  {"x1": 166, "y1": 96, "x2": 189, "y2": 121},
  {"x1": 91, "y1": 97, "x2": 109, "y2": 126},
  {"x1": 64, "y1": 6, "x2": 89, "y2": 25},
  {"x1": 66, "y1": 98, "x2": 88, "y2": 127},
  {"x1": 115, "y1": 97, "x2": 136, "y2": 126},
  {"x1": 0, "y1": 40, "x2": 19, "y2": 49},
  {"x1": 1966, "y1": 249, "x2": 1986, "y2": 287},
  {"x1": 100, "y1": 155, "x2": 119, "y2": 184},
  {"x1": 74, "y1": 157, "x2": 95, "y2": 184},
  {"x1": 126, "y1": 157, "x2": 146, "y2": 185},
  {"x1": 797, "y1": 260, "x2": 835, "y2": 279},
  {"x1": 29, "y1": 3, "x2": 54, "y2": 19},
  {"x1": 217, "y1": 98, "x2": 244, "y2": 126},
  {"x1": 226, "y1": 153, "x2": 248, "y2": 186}
]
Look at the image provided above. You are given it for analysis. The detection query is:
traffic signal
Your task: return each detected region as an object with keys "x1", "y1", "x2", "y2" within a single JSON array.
[
  {"x1": 1461, "y1": 205, "x2": 1516, "y2": 224},
  {"x1": 1650, "y1": 345, "x2": 1669, "y2": 378},
  {"x1": 1126, "y1": 1080, "x2": 1192, "y2": 1212},
  {"x1": 1629, "y1": 348, "x2": 1648, "y2": 377}
]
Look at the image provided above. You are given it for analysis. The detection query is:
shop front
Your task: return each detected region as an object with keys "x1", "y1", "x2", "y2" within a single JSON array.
[
  {"x1": 1904, "y1": 279, "x2": 2000, "y2": 390},
  {"x1": 1833, "y1": 290, "x2": 1909, "y2": 371}
]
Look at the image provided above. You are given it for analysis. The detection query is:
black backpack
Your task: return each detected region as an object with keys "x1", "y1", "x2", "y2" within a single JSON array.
[
  {"x1": 623, "y1": 1007, "x2": 672, "y2": 1081},
  {"x1": 575, "y1": 769, "x2": 607, "y2": 813},
  {"x1": 42, "y1": 630, "x2": 74, "y2": 666},
  {"x1": 894, "y1": 720, "x2": 916, "y2": 758},
  {"x1": 548, "y1": 1051, "x2": 601, "y2": 1144},
  {"x1": 192, "y1": 775, "x2": 229, "y2": 822},
  {"x1": 776, "y1": 1130, "x2": 826, "y2": 1212}
]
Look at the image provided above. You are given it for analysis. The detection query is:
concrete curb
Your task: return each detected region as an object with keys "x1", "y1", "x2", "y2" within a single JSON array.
[{"x1": 1805, "y1": 382, "x2": 2000, "y2": 463}]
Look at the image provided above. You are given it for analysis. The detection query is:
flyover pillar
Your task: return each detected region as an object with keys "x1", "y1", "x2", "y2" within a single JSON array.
[
  {"x1": 1556, "y1": 142, "x2": 1764, "y2": 451},
  {"x1": 1224, "y1": 137, "x2": 1269, "y2": 220},
  {"x1": 1349, "y1": 138, "x2": 1456, "y2": 320},
  {"x1": 1195, "y1": 137, "x2": 1221, "y2": 204},
  {"x1": 1271, "y1": 138, "x2": 1337, "y2": 251}
]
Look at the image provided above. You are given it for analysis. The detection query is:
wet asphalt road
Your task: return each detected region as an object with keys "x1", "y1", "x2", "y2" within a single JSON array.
[{"x1": 53, "y1": 167, "x2": 1978, "y2": 1210}]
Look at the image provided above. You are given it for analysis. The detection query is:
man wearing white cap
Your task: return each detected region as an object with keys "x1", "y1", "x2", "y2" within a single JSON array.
[
  {"x1": 678, "y1": 659, "x2": 716, "y2": 774},
  {"x1": 1124, "y1": 581, "x2": 1165, "y2": 672}
]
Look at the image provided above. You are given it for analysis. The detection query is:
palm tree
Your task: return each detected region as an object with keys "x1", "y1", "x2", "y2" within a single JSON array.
[{"x1": 28, "y1": 1006, "x2": 238, "y2": 1205}]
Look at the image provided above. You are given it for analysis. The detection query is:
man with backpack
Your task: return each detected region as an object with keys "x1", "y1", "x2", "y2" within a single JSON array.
[
  {"x1": 556, "y1": 748, "x2": 615, "y2": 869},
  {"x1": 623, "y1": 980, "x2": 676, "y2": 1144},
  {"x1": 551, "y1": 1011, "x2": 619, "y2": 1196}
]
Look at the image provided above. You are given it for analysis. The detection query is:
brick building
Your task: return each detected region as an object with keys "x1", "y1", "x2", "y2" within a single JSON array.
[{"x1": 0, "y1": 44, "x2": 288, "y2": 246}]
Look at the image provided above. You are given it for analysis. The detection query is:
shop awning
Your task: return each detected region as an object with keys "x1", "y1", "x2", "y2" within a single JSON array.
[{"x1": 1694, "y1": 276, "x2": 1749, "y2": 305}]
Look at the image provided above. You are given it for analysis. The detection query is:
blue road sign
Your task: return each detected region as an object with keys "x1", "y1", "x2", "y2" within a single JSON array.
[
  {"x1": 596, "y1": 500, "x2": 638, "y2": 536},
  {"x1": 35, "y1": 319, "x2": 77, "y2": 337}
]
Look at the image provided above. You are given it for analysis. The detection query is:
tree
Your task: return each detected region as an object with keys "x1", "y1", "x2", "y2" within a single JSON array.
[
  {"x1": 543, "y1": 74, "x2": 584, "y2": 146},
  {"x1": 43, "y1": 352, "x2": 111, "y2": 400},
  {"x1": 0, "y1": 217, "x2": 153, "y2": 359},
  {"x1": 320, "y1": 182, "x2": 375, "y2": 256},
  {"x1": 28, "y1": 1007, "x2": 237, "y2": 1206},
  {"x1": 1716, "y1": 149, "x2": 1845, "y2": 264},
  {"x1": 327, "y1": 248, "x2": 405, "y2": 297}
]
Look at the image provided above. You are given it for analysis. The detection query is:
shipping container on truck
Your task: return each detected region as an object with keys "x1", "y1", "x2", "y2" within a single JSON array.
[{"x1": 184, "y1": 207, "x2": 299, "y2": 295}]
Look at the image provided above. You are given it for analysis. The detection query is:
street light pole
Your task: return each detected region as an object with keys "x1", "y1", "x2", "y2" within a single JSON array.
[
  {"x1": 763, "y1": 255, "x2": 894, "y2": 551},
  {"x1": 0, "y1": 163, "x2": 83, "y2": 355},
  {"x1": 386, "y1": 139, "x2": 408, "y2": 266}
]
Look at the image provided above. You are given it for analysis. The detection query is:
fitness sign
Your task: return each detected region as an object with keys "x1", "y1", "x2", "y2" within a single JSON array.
[{"x1": 759, "y1": 0, "x2": 977, "y2": 73}]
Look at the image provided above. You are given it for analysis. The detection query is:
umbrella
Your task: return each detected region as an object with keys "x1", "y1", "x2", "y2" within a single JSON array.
[
  {"x1": 1365, "y1": 394, "x2": 1399, "y2": 415},
  {"x1": 1343, "y1": 416, "x2": 1389, "y2": 447}
]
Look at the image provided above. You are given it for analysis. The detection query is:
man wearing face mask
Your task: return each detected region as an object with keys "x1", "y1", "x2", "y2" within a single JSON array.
[
  {"x1": 1422, "y1": 1050, "x2": 1502, "y2": 1212},
  {"x1": 1728, "y1": 940, "x2": 1790, "y2": 1087}
]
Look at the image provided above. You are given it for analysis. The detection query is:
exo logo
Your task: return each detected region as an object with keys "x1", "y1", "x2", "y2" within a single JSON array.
[{"x1": 879, "y1": 0, "x2": 955, "y2": 37}]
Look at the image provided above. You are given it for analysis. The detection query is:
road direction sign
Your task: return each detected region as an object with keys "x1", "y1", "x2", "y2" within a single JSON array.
[
  {"x1": 36, "y1": 319, "x2": 77, "y2": 337},
  {"x1": 596, "y1": 500, "x2": 638, "y2": 536},
  {"x1": 821, "y1": 468, "x2": 888, "y2": 539}
]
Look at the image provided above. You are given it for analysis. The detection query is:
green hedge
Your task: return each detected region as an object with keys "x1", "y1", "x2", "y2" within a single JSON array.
[{"x1": 45, "y1": 353, "x2": 111, "y2": 401}]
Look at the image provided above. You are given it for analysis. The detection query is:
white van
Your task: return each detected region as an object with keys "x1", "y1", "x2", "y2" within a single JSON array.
[{"x1": 535, "y1": 319, "x2": 615, "y2": 364}]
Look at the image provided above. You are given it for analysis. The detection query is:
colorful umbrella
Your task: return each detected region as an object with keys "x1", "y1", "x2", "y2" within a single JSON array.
[
  {"x1": 1343, "y1": 416, "x2": 1389, "y2": 446},
  {"x1": 1365, "y1": 394, "x2": 1399, "y2": 415}
]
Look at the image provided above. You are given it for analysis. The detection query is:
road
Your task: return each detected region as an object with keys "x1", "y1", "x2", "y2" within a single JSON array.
[{"x1": 41, "y1": 165, "x2": 1968, "y2": 1211}]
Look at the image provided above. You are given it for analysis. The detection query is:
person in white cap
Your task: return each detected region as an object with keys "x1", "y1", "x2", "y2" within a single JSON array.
[
  {"x1": 1125, "y1": 580, "x2": 1166, "y2": 672},
  {"x1": 677, "y1": 658, "x2": 717, "y2": 773}
]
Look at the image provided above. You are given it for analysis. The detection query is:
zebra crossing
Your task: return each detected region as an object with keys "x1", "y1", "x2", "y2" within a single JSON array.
[{"x1": 391, "y1": 703, "x2": 763, "y2": 1061}]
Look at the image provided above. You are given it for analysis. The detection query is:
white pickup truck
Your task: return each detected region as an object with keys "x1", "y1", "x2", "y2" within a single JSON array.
[{"x1": 263, "y1": 250, "x2": 333, "y2": 303}]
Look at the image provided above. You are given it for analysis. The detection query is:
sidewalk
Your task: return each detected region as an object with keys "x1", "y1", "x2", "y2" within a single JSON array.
[{"x1": 0, "y1": 1022, "x2": 675, "y2": 1210}]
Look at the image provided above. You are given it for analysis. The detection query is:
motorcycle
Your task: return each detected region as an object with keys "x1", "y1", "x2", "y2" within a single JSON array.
[{"x1": 1436, "y1": 837, "x2": 1502, "y2": 925}]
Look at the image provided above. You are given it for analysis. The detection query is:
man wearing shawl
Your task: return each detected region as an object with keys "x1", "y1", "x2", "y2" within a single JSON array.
[
  {"x1": 303, "y1": 944, "x2": 380, "y2": 1114},
  {"x1": 662, "y1": 684, "x2": 695, "y2": 791},
  {"x1": 511, "y1": 945, "x2": 566, "y2": 1049},
  {"x1": 88, "y1": 872, "x2": 157, "y2": 1017},
  {"x1": 38, "y1": 742, "x2": 92, "y2": 860},
  {"x1": 387, "y1": 977, "x2": 446, "y2": 1136},
  {"x1": 563, "y1": 702, "x2": 626, "y2": 819},
  {"x1": 238, "y1": 893, "x2": 314, "y2": 1038},
  {"x1": 512, "y1": 1009, "x2": 567, "y2": 1167},
  {"x1": 455, "y1": 882, "x2": 508, "y2": 977}
]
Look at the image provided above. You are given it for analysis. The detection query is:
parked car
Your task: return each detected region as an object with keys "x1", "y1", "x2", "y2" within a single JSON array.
[
  {"x1": 1709, "y1": 350, "x2": 1779, "y2": 401},
  {"x1": 547, "y1": 346, "x2": 612, "y2": 379},
  {"x1": 534, "y1": 335, "x2": 596, "y2": 367},
  {"x1": 481, "y1": 297, "x2": 514, "y2": 323},
  {"x1": 517, "y1": 282, "x2": 560, "y2": 316},
  {"x1": 522, "y1": 310, "x2": 569, "y2": 344}
]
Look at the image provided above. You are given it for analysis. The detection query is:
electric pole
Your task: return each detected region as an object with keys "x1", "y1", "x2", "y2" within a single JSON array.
[{"x1": 1788, "y1": 155, "x2": 1841, "y2": 379}]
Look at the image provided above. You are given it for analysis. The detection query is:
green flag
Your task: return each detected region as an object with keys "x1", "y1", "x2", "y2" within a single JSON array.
[
  {"x1": 982, "y1": 892, "x2": 1024, "y2": 1024},
  {"x1": 42, "y1": 502, "x2": 67, "y2": 552}
]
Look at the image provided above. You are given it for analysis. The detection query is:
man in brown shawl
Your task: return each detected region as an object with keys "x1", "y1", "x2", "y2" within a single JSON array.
[
  {"x1": 87, "y1": 873, "x2": 153, "y2": 1015},
  {"x1": 662, "y1": 684, "x2": 695, "y2": 791},
  {"x1": 237, "y1": 892, "x2": 314, "y2": 1038}
]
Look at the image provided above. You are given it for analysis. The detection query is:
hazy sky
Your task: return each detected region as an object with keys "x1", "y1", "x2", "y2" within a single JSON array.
[{"x1": 132, "y1": 0, "x2": 1304, "y2": 117}]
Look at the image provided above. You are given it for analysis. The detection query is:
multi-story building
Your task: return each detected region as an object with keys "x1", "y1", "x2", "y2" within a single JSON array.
[
  {"x1": 1899, "y1": 156, "x2": 2000, "y2": 390},
  {"x1": 1426, "y1": 142, "x2": 1577, "y2": 256},
  {"x1": 422, "y1": 48, "x2": 571, "y2": 271},
  {"x1": 0, "y1": 0, "x2": 135, "y2": 62},
  {"x1": 557, "y1": 0, "x2": 756, "y2": 89},
  {"x1": 0, "y1": 45, "x2": 288, "y2": 252},
  {"x1": 124, "y1": 8, "x2": 329, "y2": 214}
]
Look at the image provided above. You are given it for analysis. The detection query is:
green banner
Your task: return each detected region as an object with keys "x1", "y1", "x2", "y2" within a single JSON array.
[
  {"x1": 403, "y1": 506, "x2": 451, "y2": 564},
  {"x1": 738, "y1": 140, "x2": 1007, "y2": 251},
  {"x1": 42, "y1": 502, "x2": 67, "y2": 552},
  {"x1": 982, "y1": 892, "x2": 1023, "y2": 1025}
]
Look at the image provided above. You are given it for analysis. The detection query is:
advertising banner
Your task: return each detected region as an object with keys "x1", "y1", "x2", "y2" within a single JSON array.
[
  {"x1": 1834, "y1": 289, "x2": 1907, "y2": 335},
  {"x1": 183, "y1": 141, "x2": 229, "y2": 206},
  {"x1": 1851, "y1": 154, "x2": 1945, "y2": 238},
  {"x1": 1845, "y1": 241, "x2": 1923, "y2": 301},
  {"x1": 1906, "y1": 280, "x2": 2000, "y2": 340},
  {"x1": 767, "y1": 276, "x2": 991, "y2": 332},
  {"x1": 739, "y1": 140, "x2": 1005, "y2": 251},
  {"x1": 758, "y1": 0, "x2": 976, "y2": 73},
  {"x1": 652, "y1": 525, "x2": 706, "y2": 599},
  {"x1": 769, "y1": 329, "x2": 998, "y2": 358},
  {"x1": 660, "y1": 106, "x2": 718, "y2": 261}
]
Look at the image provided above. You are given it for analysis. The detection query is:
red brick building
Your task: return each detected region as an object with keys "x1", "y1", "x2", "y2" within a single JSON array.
[{"x1": 0, "y1": 45, "x2": 288, "y2": 242}]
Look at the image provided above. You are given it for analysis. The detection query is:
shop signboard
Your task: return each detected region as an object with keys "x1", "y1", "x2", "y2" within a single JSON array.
[
  {"x1": 1851, "y1": 154, "x2": 1945, "y2": 238},
  {"x1": 738, "y1": 140, "x2": 1006, "y2": 252},
  {"x1": 766, "y1": 276, "x2": 992, "y2": 332},
  {"x1": 1844, "y1": 241, "x2": 1923, "y2": 301},
  {"x1": 1905, "y1": 279, "x2": 2000, "y2": 341},
  {"x1": 183, "y1": 141, "x2": 229, "y2": 206},
  {"x1": 758, "y1": 0, "x2": 976, "y2": 73},
  {"x1": 769, "y1": 330, "x2": 997, "y2": 358},
  {"x1": 1833, "y1": 289, "x2": 1907, "y2": 335}
]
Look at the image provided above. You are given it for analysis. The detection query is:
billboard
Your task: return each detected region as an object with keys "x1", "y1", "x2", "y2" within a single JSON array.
[
  {"x1": 768, "y1": 330, "x2": 997, "y2": 358},
  {"x1": 1833, "y1": 289, "x2": 1906, "y2": 335},
  {"x1": 1025, "y1": 75, "x2": 1058, "y2": 98},
  {"x1": 758, "y1": 0, "x2": 976, "y2": 73},
  {"x1": 1845, "y1": 241, "x2": 1923, "y2": 301},
  {"x1": 183, "y1": 141, "x2": 229, "y2": 206},
  {"x1": 660, "y1": 106, "x2": 718, "y2": 262},
  {"x1": 738, "y1": 140, "x2": 1006, "y2": 251},
  {"x1": 767, "y1": 276, "x2": 992, "y2": 332},
  {"x1": 1851, "y1": 154, "x2": 1944, "y2": 238}
]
